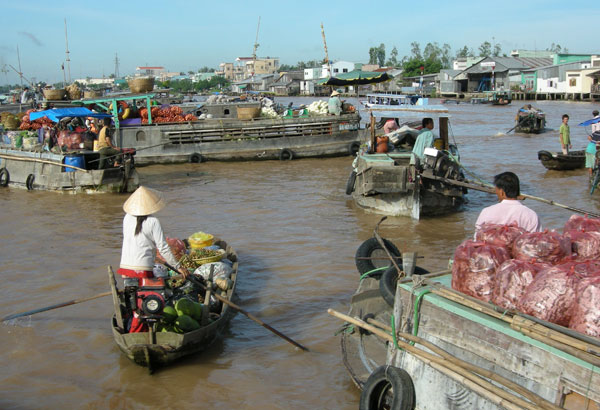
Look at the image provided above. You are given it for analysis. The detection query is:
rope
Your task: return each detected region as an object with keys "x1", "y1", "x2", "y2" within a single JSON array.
[
  {"x1": 410, "y1": 289, "x2": 431, "y2": 346},
  {"x1": 359, "y1": 266, "x2": 387, "y2": 280}
]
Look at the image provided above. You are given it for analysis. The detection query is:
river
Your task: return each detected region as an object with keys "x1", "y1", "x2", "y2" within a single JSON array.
[{"x1": 1, "y1": 98, "x2": 599, "y2": 409}]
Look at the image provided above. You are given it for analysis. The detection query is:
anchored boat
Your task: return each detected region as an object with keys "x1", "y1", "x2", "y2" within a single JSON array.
[
  {"x1": 347, "y1": 107, "x2": 466, "y2": 220},
  {"x1": 109, "y1": 238, "x2": 238, "y2": 372},
  {"x1": 538, "y1": 150, "x2": 585, "y2": 170},
  {"x1": 75, "y1": 93, "x2": 362, "y2": 165},
  {"x1": 337, "y1": 244, "x2": 600, "y2": 409}
]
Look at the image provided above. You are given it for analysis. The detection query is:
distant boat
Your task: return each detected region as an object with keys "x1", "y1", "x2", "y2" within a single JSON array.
[
  {"x1": 515, "y1": 106, "x2": 546, "y2": 133},
  {"x1": 361, "y1": 93, "x2": 448, "y2": 113},
  {"x1": 538, "y1": 150, "x2": 585, "y2": 170}
]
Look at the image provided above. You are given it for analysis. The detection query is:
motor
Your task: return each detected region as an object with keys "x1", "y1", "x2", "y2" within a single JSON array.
[{"x1": 123, "y1": 276, "x2": 172, "y2": 318}]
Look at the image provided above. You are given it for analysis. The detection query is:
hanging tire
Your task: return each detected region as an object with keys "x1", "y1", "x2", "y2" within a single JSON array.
[
  {"x1": 537, "y1": 150, "x2": 552, "y2": 161},
  {"x1": 359, "y1": 365, "x2": 415, "y2": 410},
  {"x1": 380, "y1": 265, "x2": 430, "y2": 307},
  {"x1": 346, "y1": 170, "x2": 357, "y2": 195},
  {"x1": 349, "y1": 141, "x2": 361, "y2": 156},
  {"x1": 279, "y1": 148, "x2": 294, "y2": 161},
  {"x1": 355, "y1": 238, "x2": 402, "y2": 277},
  {"x1": 26, "y1": 174, "x2": 35, "y2": 191},
  {"x1": 189, "y1": 153, "x2": 204, "y2": 163},
  {"x1": 0, "y1": 168, "x2": 9, "y2": 187}
]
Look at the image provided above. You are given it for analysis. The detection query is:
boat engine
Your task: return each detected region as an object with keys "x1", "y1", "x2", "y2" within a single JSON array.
[
  {"x1": 423, "y1": 148, "x2": 461, "y2": 180},
  {"x1": 123, "y1": 277, "x2": 172, "y2": 317}
]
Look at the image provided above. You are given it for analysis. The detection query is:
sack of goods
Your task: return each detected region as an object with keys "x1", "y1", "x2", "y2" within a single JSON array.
[
  {"x1": 451, "y1": 215, "x2": 600, "y2": 337},
  {"x1": 307, "y1": 100, "x2": 328, "y2": 115}
]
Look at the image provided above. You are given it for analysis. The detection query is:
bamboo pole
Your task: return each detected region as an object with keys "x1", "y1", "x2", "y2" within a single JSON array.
[
  {"x1": 328, "y1": 309, "x2": 540, "y2": 410},
  {"x1": 0, "y1": 154, "x2": 88, "y2": 173},
  {"x1": 365, "y1": 318, "x2": 561, "y2": 410}
]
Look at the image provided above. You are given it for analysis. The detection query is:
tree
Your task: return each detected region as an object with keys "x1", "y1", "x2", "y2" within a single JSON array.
[
  {"x1": 386, "y1": 46, "x2": 398, "y2": 67},
  {"x1": 410, "y1": 42, "x2": 422, "y2": 60},
  {"x1": 479, "y1": 41, "x2": 492, "y2": 57},
  {"x1": 456, "y1": 46, "x2": 469, "y2": 58},
  {"x1": 376, "y1": 43, "x2": 386, "y2": 67},
  {"x1": 423, "y1": 42, "x2": 440, "y2": 62},
  {"x1": 368, "y1": 47, "x2": 378, "y2": 64},
  {"x1": 547, "y1": 43, "x2": 568, "y2": 54},
  {"x1": 493, "y1": 43, "x2": 502, "y2": 57},
  {"x1": 441, "y1": 43, "x2": 452, "y2": 69}
]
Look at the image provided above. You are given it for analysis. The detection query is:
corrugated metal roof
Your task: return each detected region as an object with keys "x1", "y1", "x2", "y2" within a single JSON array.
[{"x1": 513, "y1": 57, "x2": 553, "y2": 68}]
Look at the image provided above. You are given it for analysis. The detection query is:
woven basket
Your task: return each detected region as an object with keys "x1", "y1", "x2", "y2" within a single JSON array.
[
  {"x1": 127, "y1": 77, "x2": 155, "y2": 93},
  {"x1": 191, "y1": 249, "x2": 226, "y2": 265},
  {"x1": 83, "y1": 90, "x2": 100, "y2": 99},
  {"x1": 237, "y1": 106, "x2": 261, "y2": 120},
  {"x1": 3, "y1": 116, "x2": 20, "y2": 130},
  {"x1": 43, "y1": 89, "x2": 66, "y2": 100}
]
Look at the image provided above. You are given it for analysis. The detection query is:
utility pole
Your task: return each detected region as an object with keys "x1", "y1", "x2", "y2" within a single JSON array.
[
  {"x1": 251, "y1": 16, "x2": 261, "y2": 79},
  {"x1": 321, "y1": 23, "x2": 331, "y2": 78},
  {"x1": 17, "y1": 45, "x2": 24, "y2": 111},
  {"x1": 64, "y1": 18, "x2": 71, "y2": 83},
  {"x1": 114, "y1": 53, "x2": 120, "y2": 79}
]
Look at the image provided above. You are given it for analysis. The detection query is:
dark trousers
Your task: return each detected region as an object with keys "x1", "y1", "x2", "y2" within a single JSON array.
[{"x1": 98, "y1": 147, "x2": 121, "y2": 169}]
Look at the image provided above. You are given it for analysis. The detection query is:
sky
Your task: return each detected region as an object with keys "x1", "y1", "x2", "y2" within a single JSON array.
[{"x1": 0, "y1": 0, "x2": 598, "y2": 86}]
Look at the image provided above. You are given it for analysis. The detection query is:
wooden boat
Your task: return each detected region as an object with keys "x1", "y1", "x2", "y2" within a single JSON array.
[
  {"x1": 348, "y1": 108, "x2": 466, "y2": 220},
  {"x1": 340, "y1": 266, "x2": 600, "y2": 409},
  {"x1": 538, "y1": 150, "x2": 585, "y2": 170},
  {"x1": 109, "y1": 239, "x2": 238, "y2": 371},
  {"x1": 362, "y1": 93, "x2": 448, "y2": 112},
  {"x1": 515, "y1": 107, "x2": 546, "y2": 133},
  {"x1": 75, "y1": 93, "x2": 362, "y2": 165},
  {"x1": 0, "y1": 147, "x2": 138, "y2": 193},
  {"x1": 486, "y1": 90, "x2": 512, "y2": 105}
]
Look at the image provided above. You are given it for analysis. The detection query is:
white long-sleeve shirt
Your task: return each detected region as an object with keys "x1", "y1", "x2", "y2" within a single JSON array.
[{"x1": 120, "y1": 213, "x2": 178, "y2": 271}]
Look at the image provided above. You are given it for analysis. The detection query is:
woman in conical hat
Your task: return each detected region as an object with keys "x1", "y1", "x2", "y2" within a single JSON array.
[{"x1": 118, "y1": 186, "x2": 186, "y2": 279}]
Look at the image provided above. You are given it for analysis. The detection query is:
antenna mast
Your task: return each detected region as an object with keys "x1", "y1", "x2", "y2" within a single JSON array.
[
  {"x1": 114, "y1": 53, "x2": 120, "y2": 79},
  {"x1": 64, "y1": 18, "x2": 71, "y2": 83},
  {"x1": 321, "y1": 23, "x2": 331, "y2": 77},
  {"x1": 251, "y1": 16, "x2": 261, "y2": 78}
]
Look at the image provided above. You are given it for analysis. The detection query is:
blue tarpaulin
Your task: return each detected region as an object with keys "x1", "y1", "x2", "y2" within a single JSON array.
[
  {"x1": 29, "y1": 107, "x2": 112, "y2": 122},
  {"x1": 579, "y1": 117, "x2": 600, "y2": 126}
]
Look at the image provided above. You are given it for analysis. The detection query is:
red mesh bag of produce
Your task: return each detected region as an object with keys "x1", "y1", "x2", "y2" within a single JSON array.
[
  {"x1": 517, "y1": 263, "x2": 581, "y2": 326},
  {"x1": 184, "y1": 114, "x2": 197, "y2": 121},
  {"x1": 57, "y1": 131, "x2": 83, "y2": 149},
  {"x1": 451, "y1": 240, "x2": 510, "y2": 302},
  {"x1": 170, "y1": 106, "x2": 183, "y2": 116},
  {"x1": 563, "y1": 230, "x2": 600, "y2": 261},
  {"x1": 491, "y1": 260, "x2": 548, "y2": 310},
  {"x1": 158, "y1": 108, "x2": 170, "y2": 117},
  {"x1": 150, "y1": 107, "x2": 160, "y2": 118},
  {"x1": 512, "y1": 230, "x2": 571, "y2": 264},
  {"x1": 569, "y1": 275, "x2": 600, "y2": 337},
  {"x1": 155, "y1": 237, "x2": 187, "y2": 264},
  {"x1": 475, "y1": 223, "x2": 526, "y2": 251},
  {"x1": 139, "y1": 108, "x2": 148, "y2": 119},
  {"x1": 563, "y1": 214, "x2": 600, "y2": 233},
  {"x1": 173, "y1": 115, "x2": 185, "y2": 122}
]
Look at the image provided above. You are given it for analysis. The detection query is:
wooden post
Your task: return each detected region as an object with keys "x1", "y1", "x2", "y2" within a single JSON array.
[
  {"x1": 108, "y1": 266, "x2": 124, "y2": 331},
  {"x1": 369, "y1": 113, "x2": 376, "y2": 154}
]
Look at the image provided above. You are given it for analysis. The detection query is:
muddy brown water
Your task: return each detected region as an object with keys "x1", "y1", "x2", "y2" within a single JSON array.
[{"x1": 1, "y1": 98, "x2": 599, "y2": 409}]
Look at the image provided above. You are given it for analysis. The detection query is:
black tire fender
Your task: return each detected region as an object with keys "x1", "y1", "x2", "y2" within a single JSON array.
[
  {"x1": 538, "y1": 150, "x2": 552, "y2": 161},
  {"x1": 349, "y1": 141, "x2": 361, "y2": 156},
  {"x1": 279, "y1": 148, "x2": 294, "y2": 161},
  {"x1": 26, "y1": 174, "x2": 35, "y2": 191},
  {"x1": 355, "y1": 237, "x2": 402, "y2": 277},
  {"x1": 189, "y1": 153, "x2": 204, "y2": 163},
  {"x1": 380, "y1": 265, "x2": 430, "y2": 307},
  {"x1": 346, "y1": 170, "x2": 357, "y2": 195},
  {"x1": 359, "y1": 365, "x2": 415, "y2": 410},
  {"x1": 0, "y1": 168, "x2": 9, "y2": 187}
]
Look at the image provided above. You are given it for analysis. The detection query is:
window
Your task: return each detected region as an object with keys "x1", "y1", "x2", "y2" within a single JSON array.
[
  {"x1": 343, "y1": 68, "x2": 348, "y2": 73},
  {"x1": 569, "y1": 78, "x2": 577, "y2": 86},
  {"x1": 334, "y1": 68, "x2": 339, "y2": 73}
]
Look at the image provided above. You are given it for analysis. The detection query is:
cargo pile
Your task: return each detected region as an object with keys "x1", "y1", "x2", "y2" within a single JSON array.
[
  {"x1": 452, "y1": 216, "x2": 600, "y2": 337},
  {"x1": 151, "y1": 232, "x2": 234, "y2": 334},
  {"x1": 18, "y1": 109, "x2": 54, "y2": 131},
  {"x1": 139, "y1": 105, "x2": 197, "y2": 124},
  {"x1": 307, "y1": 100, "x2": 328, "y2": 115}
]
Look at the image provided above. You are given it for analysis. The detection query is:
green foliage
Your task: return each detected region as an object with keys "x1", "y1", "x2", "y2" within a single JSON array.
[
  {"x1": 479, "y1": 41, "x2": 492, "y2": 57},
  {"x1": 547, "y1": 43, "x2": 569, "y2": 54},
  {"x1": 165, "y1": 76, "x2": 230, "y2": 93},
  {"x1": 386, "y1": 46, "x2": 399, "y2": 67},
  {"x1": 402, "y1": 58, "x2": 442, "y2": 77}
]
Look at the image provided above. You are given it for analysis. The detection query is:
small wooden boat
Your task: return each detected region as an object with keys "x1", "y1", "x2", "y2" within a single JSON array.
[
  {"x1": 109, "y1": 238, "x2": 238, "y2": 371},
  {"x1": 538, "y1": 150, "x2": 585, "y2": 170},
  {"x1": 339, "y1": 254, "x2": 600, "y2": 409}
]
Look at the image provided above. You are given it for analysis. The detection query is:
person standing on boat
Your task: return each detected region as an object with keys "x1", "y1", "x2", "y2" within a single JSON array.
[
  {"x1": 328, "y1": 90, "x2": 342, "y2": 116},
  {"x1": 97, "y1": 118, "x2": 122, "y2": 169},
  {"x1": 410, "y1": 117, "x2": 436, "y2": 165},
  {"x1": 559, "y1": 114, "x2": 571, "y2": 155},
  {"x1": 118, "y1": 186, "x2": 188, "y2": 332},
  {"x1": 585, "y1": 110, "x2": 600, "y2": 177},
  {"x1": 475, "y1": 172, "x2": 541, "y2": 233}
]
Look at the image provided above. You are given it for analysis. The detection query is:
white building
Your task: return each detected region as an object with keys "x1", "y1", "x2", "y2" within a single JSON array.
[
  {"x1": 303, "y1": 68, "x2": 322, "y2": 80},
  {"x1": 321, "y1": 61, "x2": 356, "y2": 78},
  {"x1": 74, "y1": 77, "x2": 115, "y2": 86}
]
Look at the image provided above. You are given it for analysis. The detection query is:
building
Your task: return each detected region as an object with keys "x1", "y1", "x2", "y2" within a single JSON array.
[
  {"x1": 231, "y1": 73, "x2": 275, "y2": 93},
  {"x1": 74, "y1": 77, "x2": 115, "y2": 86},
  {"x1": 452, "y1": 57, "x2": 481, "y2": 71},
  {"x1": 269, "y1": 71, "x2": 303, "y2": 95},
  {"x1": 321, "y1": 61, "x2": 357, "y2": 78},
  {"x1": 520, "y1": 61, "x2": 590, "y2": 93},
  {"x1": 135, "y1": 66, "x2": 166, "y2": 77}
]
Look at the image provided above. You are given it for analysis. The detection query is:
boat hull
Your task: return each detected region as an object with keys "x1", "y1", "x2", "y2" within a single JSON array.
[
  {"x1": 538, "y1": 150, "x2": 585, "y2": 170},
  {"x1": 352, "y1": 189, "x2": 463, "y2": 217},
  {"x1": 115, "y1": 113, "x2": 363, "y2": 165},
  {"x1": 0, "y1": 149, "x2": 138, "y2": 193},
  {"x1": 341, "y1": 274, "x2": 600, "y2": 409}
]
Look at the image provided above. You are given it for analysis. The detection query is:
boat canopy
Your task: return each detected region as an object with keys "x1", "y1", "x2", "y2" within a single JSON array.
[
  {"x1": 317, "y1": 70, "x2": 391, "y2": 86},
  {"x1": 579, "y1": 117, "x2": 600, "y2": 126},
  {"x1": 29, "y1": 107, "x2": 112, "y2": 122}
]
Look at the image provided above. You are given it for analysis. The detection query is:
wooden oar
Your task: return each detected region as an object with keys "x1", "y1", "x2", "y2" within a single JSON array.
[
  {"x1": 163, "y1": 262, "x2": 309, "y2": 351},
  {"x1": 2, "y1": 291, "x2": 111, "y2": 322},
  {"x1": 506, "y1": 116, "x2": 529, "y2": 134},
  {"x1": 423, "y1": 174, "x2": 600, "y2": 218}
]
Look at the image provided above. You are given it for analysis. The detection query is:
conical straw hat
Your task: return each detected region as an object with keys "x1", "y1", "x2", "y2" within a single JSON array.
[{"x1": 122, "y1": 186, "x2": 166, "y2": 216}]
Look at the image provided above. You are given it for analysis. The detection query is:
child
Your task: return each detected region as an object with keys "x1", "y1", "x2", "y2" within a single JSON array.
[{"x1": 559, "y1": 114, "x2": 571, "y2": 155}]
